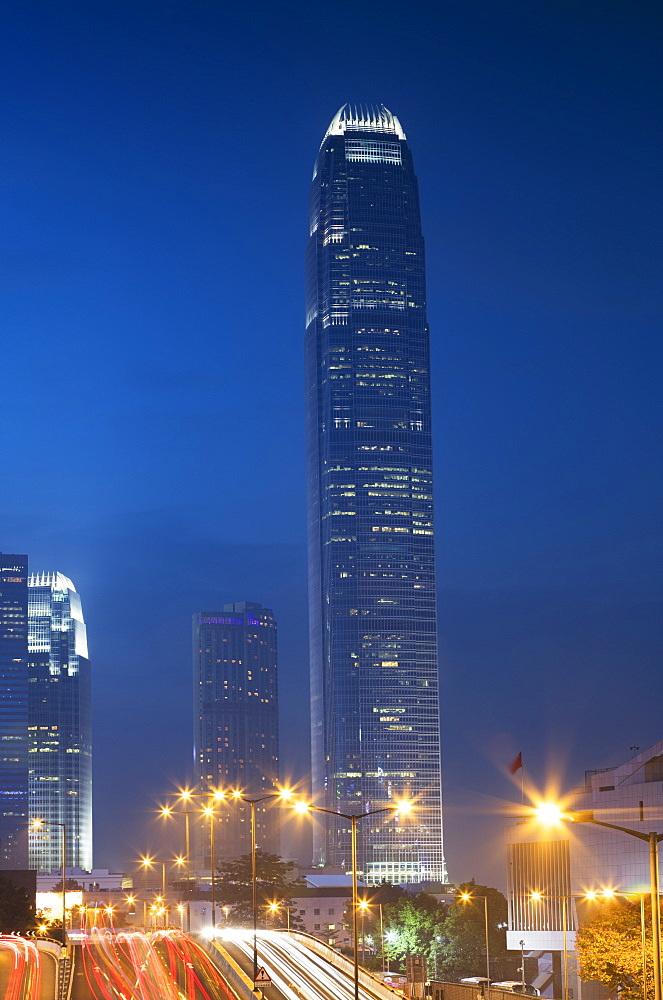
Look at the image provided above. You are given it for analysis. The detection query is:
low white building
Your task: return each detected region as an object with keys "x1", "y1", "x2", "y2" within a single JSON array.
[{"x1": 289, "y1": 872, "x2": 363, "y2": 947}]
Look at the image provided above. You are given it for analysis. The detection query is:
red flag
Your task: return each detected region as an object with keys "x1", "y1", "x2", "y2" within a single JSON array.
[{"x1": 509, "y1": 752, "x2": 523, "y2": 775}]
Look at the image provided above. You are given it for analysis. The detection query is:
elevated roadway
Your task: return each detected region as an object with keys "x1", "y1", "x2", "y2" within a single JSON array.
[
  {"x1": 0, "y1": 936, "x2": 58, "y2": 1000},
  {"x1": 210, "y1": 928, "x2": 400, "y2": 1000},
  {"x1": 69, "y1": 928, "x2": 237, "y2": 1000}
]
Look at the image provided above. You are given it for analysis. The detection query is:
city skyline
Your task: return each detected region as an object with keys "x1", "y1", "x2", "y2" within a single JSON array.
[
  {"x1": 306, "y1": 104, "x2": 446, "y2": 884},
  {"x1": 0, "y1": 0, "x2": 660, "y2": 885}
]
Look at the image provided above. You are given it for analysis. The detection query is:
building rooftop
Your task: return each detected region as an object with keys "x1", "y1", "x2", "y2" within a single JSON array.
[{"x1": 323, "y1": 103, "x2": 406, "y2": 145}]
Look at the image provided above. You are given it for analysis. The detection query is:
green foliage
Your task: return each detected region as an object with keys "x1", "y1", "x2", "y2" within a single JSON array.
[
  {"x1": 215, "y1": 849, "x2": 305, "y2": 926},
  {"x1": 0, "y1": 874, "x2": 36, "y2": 934},
  {"x1": 383, "y1": 892, "x2": 447, "y2": 968},
  {"x1": 436, "y1": 882, "x2": 508, "y2": 981},
  {"x1": 576, "y1": 898, "x2": 653, "y2": 1000},
  {"x1": 341, "y1": 880, "x2": 508, "y2": 981}
]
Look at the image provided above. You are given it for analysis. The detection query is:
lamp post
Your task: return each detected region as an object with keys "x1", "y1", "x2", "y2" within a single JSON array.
[
  {"x1": 460, "y1": 892, "x2": 491, "y2": 1000},
  {"x1": 293, "y1": 797, "x2": 413, "y2": 1000},
  {"x1": 202, "y1": 805, "x2": 217, "y2": 929},
  {"x1": 161, "y1": 803, "x2": 196, "y2": 931},
  {"x1": 359, "y1": 900, "x2": 370, "y2": 964},
  {"x1": 140, "y1": 856, "x2": 167, "y2": 898},
  {"x1": 226, "y1": 789, "x2": 293, "y2": 988},
  {"x1": 163, "y1": 789, "x2": 226, "y2": 932},
  {"x1": 139, "y1": 854, "x2": 186, "y2": 928},
  {"x1": 534, "y1": 805, "x2": 663, "y2": 1000},
  {"x1": 33, "y1": 819, "x2": 67, "y2": 952},
  {"x1": 529, "y1": 892, "x2": 571, "y2": 1000},
  {"x1": 585, "y1": 889, "x2": 648, "y2": 1000}
]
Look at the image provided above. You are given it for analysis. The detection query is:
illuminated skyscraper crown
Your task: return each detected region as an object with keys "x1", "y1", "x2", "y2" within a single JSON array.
[
  {"x1": 28, "y1": 571, "x2": 76, "y2": 593},
  {"x1": 322, "y1": 103, "x2": 406, "y2": 145}
]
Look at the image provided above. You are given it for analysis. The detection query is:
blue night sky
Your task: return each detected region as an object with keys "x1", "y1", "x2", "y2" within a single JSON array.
[{"x1": 2, "y1": 0, "x2": 661, "y2": 886}]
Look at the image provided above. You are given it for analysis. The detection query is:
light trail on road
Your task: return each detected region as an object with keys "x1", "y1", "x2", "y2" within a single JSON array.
[
  {"x1": 76, "y1": 927, "x2": 236, "y2": 1000},
  {"x1": 0, "y1": 936, "x2": 42, "y2": 1000},
  {"x1": 217, "y1": 929, "x2": 389, "y2": 1000}
]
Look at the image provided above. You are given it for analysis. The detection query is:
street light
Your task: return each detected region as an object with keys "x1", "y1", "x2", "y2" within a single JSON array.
[
  {"x1": 460, "y1": 892, "x2": 491, "y2": 1000},
  {"x1": 529, "y1": 891, "x2": 573, "y2": 1000},
  {"x1": 534, "y1": 803, "x2": 663, "y2": 1000},
  {"x1": 32, "y1": 819, "x2": 67, "y2": 952},
  {"x1": 267, "y1": 901, "x2": 290, "y2": 931},
  {"x1": 585, "y1": 889, "x2": 648, "y2": 1000},
  {"x1": 161, "y1": 801, "x2": 196, "y2": 931},
  {"x1": 359, "y1": 900, "x2": 370, "y2": 964},
  {"x1": 224, "y1": 788, "x2": 294, "y2": 988},
  {"x1": 293, "y1": 797, "x2": 413, "y2": 1000},
  {"x1": 165, "y1": 788, "x2": 223, "y2": 930},
  {"x1": 139, "y1": 853, "x2": 186, "y2": 929}
]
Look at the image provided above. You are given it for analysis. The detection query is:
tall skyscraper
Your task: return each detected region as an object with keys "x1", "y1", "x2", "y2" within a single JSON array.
[
  {"x1": 193, "y1": 602, "x2": 279, "y2": 861},
  {"x1": 27, "y1": 572, "x2": 92, "y2": 872},
  {"x1": 0, "y1": 554, "x2": 29, "y2": 868},
  {"x1": 305, "y1": 105, "x2": 448, "y2": 885}
]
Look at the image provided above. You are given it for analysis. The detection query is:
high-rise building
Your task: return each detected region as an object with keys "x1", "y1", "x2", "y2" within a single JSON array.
[
  {"x1": 305, "y1": 104, "x2": 447, "y2": 885},
  {"x1": 27, "y1": 572, "x2": 92, "y2": 872},
  {"x1": 0, "y1": 553, "x2": 29, "y2": 868},
  {"x1": 193, "y1": 602, "x2": 279, "y2": 860}
]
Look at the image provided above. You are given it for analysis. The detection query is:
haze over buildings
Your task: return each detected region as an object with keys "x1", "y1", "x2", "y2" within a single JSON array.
[{"x1": 305, "y1": 105, "x2": 447, "y2": 885}]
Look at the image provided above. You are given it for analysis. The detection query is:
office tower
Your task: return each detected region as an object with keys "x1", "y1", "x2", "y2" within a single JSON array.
[
  {"x1": 0, "y1": 554, "x2": 29, "y2": 868},
  {"x1": 27, "y1": 572, "x2": 92, "y2": 872},
  {"x1": 305, "y1": 104, "x2": 447, "y2": 885},
  {"x1": 193, "y1": 602, "x2": 279, "y2": 860}
]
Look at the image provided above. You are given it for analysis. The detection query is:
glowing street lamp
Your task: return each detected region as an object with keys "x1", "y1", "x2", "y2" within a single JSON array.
[
  {"x1": 169, "y1": 788, "x2": 223, "y2": 928},
  {"x1": 266, "y1": 901, "x2": 290, "y2": 931},
  {"x1": 160, "y1": 799, "x2": 196, "y2": 931},
  {"x1": 293, "y1": 797, "x2": 413, "y2": 1000},
  {"x1": 460, "y1": 892, "x2": 491, "y2": 1000},
  {"x1": 534, "y1": 802, "x2": 663, "y2": 1000},
  {"x1": 32, "y1": 819, "x2": 67, "y2": 952},
  {"x1": 221, "y1": 787, "x2": 294, "y2": 987}
]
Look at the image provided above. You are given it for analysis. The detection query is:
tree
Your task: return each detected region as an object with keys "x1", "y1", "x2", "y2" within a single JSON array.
[
  {"x1": 437, "y1": 882, "x2": 508, "y2": 981},
  {"x1": 50, "y1": 878, "x2": 83, "y2": 892},
  {"x1": 576, "y1": 897, "x2": 653, "y2": 1000},
  {"x1": 382, "y1": 892, "x2": 447, "y2": 970},
  {"x1": 0, "y1": 874, "x2": 36, "y2": 934},
  {"x1": 215, "y1": 850, "x2": 305, "y2": 926}
]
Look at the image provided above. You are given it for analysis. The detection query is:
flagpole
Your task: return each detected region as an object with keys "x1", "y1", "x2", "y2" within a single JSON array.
[{"x1": 521, "y1": 755, "x2": 524, "y2": 805}]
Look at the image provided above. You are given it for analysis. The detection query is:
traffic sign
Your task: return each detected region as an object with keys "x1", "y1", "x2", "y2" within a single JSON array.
[{"x1": 254, "y1": 967, "x2": 272, "y2": 986}]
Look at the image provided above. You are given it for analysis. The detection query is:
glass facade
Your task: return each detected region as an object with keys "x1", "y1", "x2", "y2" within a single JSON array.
[
  {"x1": 193, "y1": 602, "x2": 280, "y2": 861},
  {"x1": 0, "y1": 553, "x2": 29, "y2": 868},
  {"x1": 305, "y1": 105, "x2": 447, "y2": 884},
  {"x1": 27, "y1": 572, "x2": 92, "y2": 872}
]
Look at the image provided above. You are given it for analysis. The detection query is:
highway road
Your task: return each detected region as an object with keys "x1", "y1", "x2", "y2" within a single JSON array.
[
  {"x1": 0, "y1": 936, "x2": 57, "y2": 1000},
  {"x1": 70, "y1": 928, "x2": 236, "y2": 1000},
  {"x1": 216, "y1": 928, "x2": 391, "y2": 1000}
]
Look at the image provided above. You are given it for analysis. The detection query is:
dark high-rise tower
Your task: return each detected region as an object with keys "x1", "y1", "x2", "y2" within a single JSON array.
[
  {"x1": 0, "y1": 553, "x2": 29, "y2": 868},
  {"x1": 193, "y1": 602, "x2": 279, "y2": 860},
  {"x1": 305, "y1": 105, "x2": 447, "y2": 885},
  {"x1": 27, "y1": 572, "x2": 92, "y2": 872}
]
